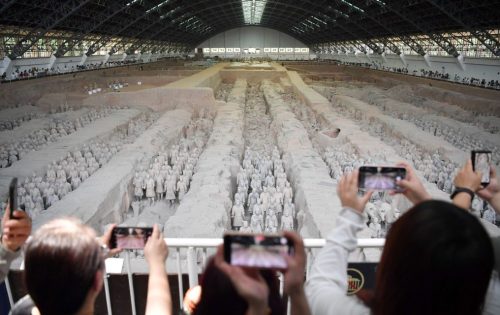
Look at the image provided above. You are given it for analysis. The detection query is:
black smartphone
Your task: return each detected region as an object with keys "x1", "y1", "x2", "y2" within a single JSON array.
[
  {"x1": 358, "y1": 166, "x2": 406, "y2": 191},
  {"x1": 223, "y1": 233, "x2": 294, "y2": 269},
  {"x1": 471, "y1": 150, "x2": 492, "y2": 186},
  {"x1": 110, "y1": 227, "x2": 153, "y2": 250},
  {"x1": 8, "y1": 177, "x2": 18, "y2": 219}
]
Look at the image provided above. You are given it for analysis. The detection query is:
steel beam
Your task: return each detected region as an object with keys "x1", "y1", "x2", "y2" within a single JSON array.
[
  {"x1": 383, "y1": 0, "x2": 461, "y2": 57},
  {"x1": 54, "y1": 0, "x2": 130, "y2": 57},
  {"x1": 8, "y1": 0, "x2": 92, "y2": 59},
  {"x1": 426, "y1": 0, "x2": 500, "y2": 56}
]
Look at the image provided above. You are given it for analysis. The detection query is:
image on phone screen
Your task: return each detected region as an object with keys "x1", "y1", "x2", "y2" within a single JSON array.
[
  {"x1": 473, "y1": 151, "x2": 491, "y2": 184},
  {"x1": 111, "y1": 227, "x2": 152, "y2": 249},
  {"x1": 225, "y1": 234, "x2": 291, "y2": 269},
  {"x1": 358, "y1": 167, "x2": 406, "y2": 190}
]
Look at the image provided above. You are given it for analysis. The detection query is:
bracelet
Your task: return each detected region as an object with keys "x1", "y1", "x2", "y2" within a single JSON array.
[{"x1": 450, "y1": 187, "x2": 475, "y2": 200}]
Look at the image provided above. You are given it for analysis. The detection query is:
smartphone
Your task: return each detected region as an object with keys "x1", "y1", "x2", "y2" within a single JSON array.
[
  {"x1": 223, "y1": 233, "x2": 294, "y2": 269},
  {"x1": 8, "y1": 177, "x2": 18, "y2": 219},
  {"x1": 472, "y1": 150, "x2": 492, "y2": 186},
  {"x1": 358, "y1": 166, "x2": 406, "y2": 191},
  {"x1": 110, "y1": 227, "x2": 153, "y2": 250}
]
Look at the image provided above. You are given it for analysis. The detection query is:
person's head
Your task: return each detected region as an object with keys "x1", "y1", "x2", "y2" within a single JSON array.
[
  {"x1": 372, "y1": 200, "x2": 493, "y2": 315},
  {"x1": 193, "y1": 258, "x2": 285, "y2": 315},
  {"x1": 25, "y1": 218, "x2": 105, "y2": 315}
]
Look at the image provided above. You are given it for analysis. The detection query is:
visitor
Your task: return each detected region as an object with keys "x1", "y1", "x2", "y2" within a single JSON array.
[
  {"x1": 452, "y1": 160, "x2": 500, "y2": 213},
  {"x1": 306, "y1": 168, "x2": 494, "y2": 315},
  {"x1": 22, "y1": 220, "x2": 171, "y2": 315},
  {"x1": 190, "y1": 231, "x2": 311, "y2": 315},
  {"x1": 450, "y1": 162, "x2": 500, "y2": 315},
  {"x1": 0, "y1": 204, "x2": 31, "y2": 282}
]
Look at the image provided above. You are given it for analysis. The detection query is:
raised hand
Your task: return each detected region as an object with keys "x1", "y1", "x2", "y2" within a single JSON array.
[
  {"x1": 477, "y1": 165, "x2": 500, "y2": 213},
  {"x1": 144, "y1": 224, "x2": 168, "y2": 265},
  {"x1": 338, "y1": 170, "x2": 373, "y2": 214},
  {"x1": 454, "y1": 159, "x2": 482, "y2": 192},
  {"x1": 2, "y1": 204, "x2": 31, "y2": 252},
  {"x1": 214, "y1": 246, "x2": 270, "y2": 314},
  {"x1": 394, "y1": 161, "x2": 431, "y2": 205},
  {"x1": 100, "y1": 224, "x2": 122, "y2": 258}
]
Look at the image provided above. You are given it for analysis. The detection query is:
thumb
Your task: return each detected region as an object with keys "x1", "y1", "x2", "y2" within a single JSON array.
[
  {"x1": 361, "y1": 191, "x2": 373, "y2": 205},
  {"x1": 152, "y1": 224, "x2": 160, "y2": 239},
  {"x1": 397, "y1": 179, "x2": 412, "y2": 190}
]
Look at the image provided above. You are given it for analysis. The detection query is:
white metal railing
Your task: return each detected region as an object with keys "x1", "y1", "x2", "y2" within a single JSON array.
[
  {"x1": 5, "y1": 238, "x2": 385, "y2": 314},
  {"x1": 165, "y1": 238, "x2": 385, "y2": 312}
]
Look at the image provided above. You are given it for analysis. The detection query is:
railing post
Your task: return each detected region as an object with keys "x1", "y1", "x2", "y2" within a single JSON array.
[
  {"x1": 103, "y1": 272, "x2": 113, "y2": 315},
  {"x1": 186, "y1": 246, "x2": 198, "y2": 289},
  {"x1": 202, "y1": 248, "x2": 208, "y2": 269},
  {"x1": 5, "y1": 276, "x2": 14, "y2": 307},
  {"x1": 176, "y1": 248, "x2": 184, "y2": 311},
  {"x1": 124, "y1": 251, "x2": 137, "y2": 315},
  {"x1": 306, "y1": 248, "x2": 313, "y2": 278}
]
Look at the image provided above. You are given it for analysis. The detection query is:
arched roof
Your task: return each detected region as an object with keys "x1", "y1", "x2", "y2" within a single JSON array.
[{"x1": 0, "y1": 0, "x2": 499, "y2": 58}]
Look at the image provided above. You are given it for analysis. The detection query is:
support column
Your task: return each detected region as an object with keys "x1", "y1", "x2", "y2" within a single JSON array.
[
  {"x1": 79, "y1": 54, "x2": 88, "y2": 66},
  {"x1": 381, "y1": 52, "x2": 388, "y2": 63},
  {"x1": 103, "y1": 53, "x2": 111, "y2": 64},
  {"x1": 47, "y1": 55, "x2": 57, "y2": 70},
  {"x1": 457, "y1": 53, "x2": 466, "y2": 71},
  {"x1": 423, "y1": 53, "x2": 432, "y2": 68},
  {"x1": 0, "y1": 56, "x2": 13, "y2": 78},
  {"x1": 399, "y1": 53, "x2": 407, "y2": 67}
]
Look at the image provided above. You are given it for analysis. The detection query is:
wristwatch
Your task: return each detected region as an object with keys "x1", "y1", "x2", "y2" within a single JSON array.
[{"x1": 450, "y1": 187, "x2": 475, "y2": 200}]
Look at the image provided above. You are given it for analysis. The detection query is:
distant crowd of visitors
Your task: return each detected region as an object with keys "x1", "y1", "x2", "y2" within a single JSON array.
[
  {"x1": 336, "y1": 60, "x2": 500, "y2": 90},
  {"x1": 1, "y1": 59, "x2": 142, "y2": 82}
]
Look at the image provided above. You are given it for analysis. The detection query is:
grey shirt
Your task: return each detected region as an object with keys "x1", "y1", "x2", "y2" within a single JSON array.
[{"x1": 0, "y1": 243, "x2": 20, "y2": 283}]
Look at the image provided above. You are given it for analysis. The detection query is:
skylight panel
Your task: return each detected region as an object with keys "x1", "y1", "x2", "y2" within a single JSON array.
[
  {"x1": 339, "y1": 0, "x2": 364, "y2": 13},
  {"x1": 312, "y1": 16, "x2": 327, "y2": 25},
  {"x1": 126, "y1": 0, "x2": 141, "y2": 7},
  {"x1": 146, "y1": 0, "x2": 172, "y2": 14},
  {"x1": 242, "y1": 0, "x2": 267, "y2": 24},
  {"x1": 160, "y1": 7, "x2": 180, "y2": 19}
]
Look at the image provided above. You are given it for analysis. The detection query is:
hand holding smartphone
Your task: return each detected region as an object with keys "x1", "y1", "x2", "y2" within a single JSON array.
[
  {"x1": 223, "y1": 232, "x2": 294, "y2": 269},
  {"x1": 472, "y1": 150, "x2": 492, "y2": 186},
  {"x1": 110, "y1": 226, "x2": 153, "y2": 250},
  {"x1": 358, "y1": 166, "x2": 406, "y2": 191}
]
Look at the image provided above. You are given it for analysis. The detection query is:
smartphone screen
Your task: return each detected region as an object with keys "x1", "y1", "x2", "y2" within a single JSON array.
[
  {"x1": 358, "y1": 166, "x2": 406, "y2": 191},
  {"x1": 9, "y1": 178, "x2": 18, "y2": 219},
  {"x1": 472, "y1": 150, "x2": 492, "y2": 185},
  {"x1": 110, "y1": 227, "x2": 153, "y2": 249},
  {"x1": 223, "y1": 233, "x2": 294, "y2": 269}
]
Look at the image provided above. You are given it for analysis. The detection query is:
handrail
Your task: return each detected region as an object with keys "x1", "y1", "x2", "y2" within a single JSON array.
[
  {"x1": 5, "y1": 237, "x2": 385, "y2": 312},
  {"x1": 163, "y1": 238, "x2": 385, "y2": 248}
]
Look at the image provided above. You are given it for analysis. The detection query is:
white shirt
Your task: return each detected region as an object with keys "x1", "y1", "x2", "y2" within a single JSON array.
[
  {"x1": 306, "y1": 208, "x2": 370, "y2": 315},
  {"x1": 305, "y1": 207, "x2": 500, "y2": 315}
]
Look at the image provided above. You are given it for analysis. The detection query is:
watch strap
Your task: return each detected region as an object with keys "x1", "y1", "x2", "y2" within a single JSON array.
[{"x1": 450, "y1": 187, "x2": 475, "y2": 200}]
